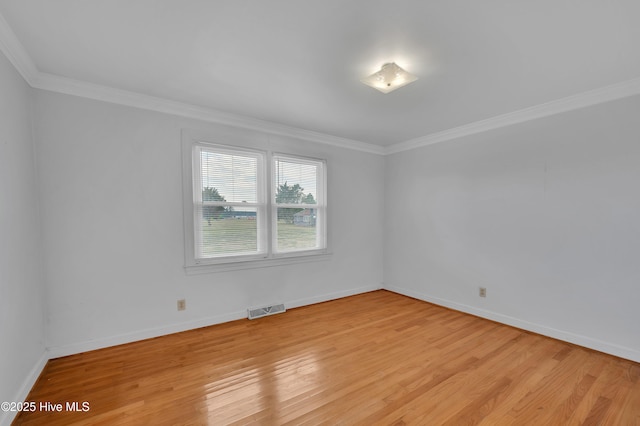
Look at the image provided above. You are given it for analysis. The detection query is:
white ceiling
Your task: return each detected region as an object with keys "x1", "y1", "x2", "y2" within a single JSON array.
[{"x1": 1, "y1": 0, "x2": 640, "y2": 148}]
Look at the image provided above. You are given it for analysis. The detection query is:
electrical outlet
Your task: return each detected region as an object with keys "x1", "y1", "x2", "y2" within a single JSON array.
[
  {"x1": 177, "y1": 299, "x2": 186, "y2": 311},
  {"x1": 479, "y1": 287, "x2": 487, "y2": 298}
]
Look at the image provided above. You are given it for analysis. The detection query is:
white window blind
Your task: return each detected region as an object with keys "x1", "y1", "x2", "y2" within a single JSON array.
[
  {"x1": 273, "y1": 155, "x2": 326, "y2": 253},
  {"x1": 193, "y1": 145, "x2": 266, "y2": 261}
]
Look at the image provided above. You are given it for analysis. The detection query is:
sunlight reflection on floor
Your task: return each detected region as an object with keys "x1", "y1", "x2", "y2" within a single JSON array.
[{"x1": 203, "y1": 350, "x2": 322, "y2": 423}]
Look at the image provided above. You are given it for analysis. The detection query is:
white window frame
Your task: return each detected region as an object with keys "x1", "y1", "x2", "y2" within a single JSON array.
[
  {"x1": 192, "y1": 143, "x2": 268, "y2": 263},
  {"x1": 272, "y1": 154, "x2": 327, "y2": 257},
  {"x1": 182, "y1": 132, "x2": 329, "y2": 273}
]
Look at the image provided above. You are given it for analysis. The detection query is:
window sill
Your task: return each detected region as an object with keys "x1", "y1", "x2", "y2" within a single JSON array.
[{"x1": 184, "y1": 252, "x2": 332, "y2": 275}]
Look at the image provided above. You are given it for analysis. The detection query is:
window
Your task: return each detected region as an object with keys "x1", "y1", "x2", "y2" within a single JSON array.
[
  {"x1": 192, "y1": 145, "x2": 267, "y2": 261},
  {"x1": 273, "y1": 155, "x2": 326, "y2": 253},
  {"x1": 182, "y1": 137, "x2": 327, "y2": 270}
]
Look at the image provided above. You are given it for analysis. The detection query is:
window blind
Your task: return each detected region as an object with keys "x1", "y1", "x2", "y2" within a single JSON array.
[
  {"x1": 273, "y1": 155, "x2": 326, "y2": 253},
  {"x1": 194, "y1": 146, "x2": 265, "y2": 259}
]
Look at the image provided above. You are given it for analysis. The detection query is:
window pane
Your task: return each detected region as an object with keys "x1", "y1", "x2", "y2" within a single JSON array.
[
  {"x1": 195, "y1": 146, "x2": 263, "y2": 260},
  {"x1": 201, "y1": 150, "x2": 257, "y2": 203},
  {"x1": 274, "y1": 159, "x2": 318, "y2": 205},
  {"x1": 273, "y1": 156, "x2": 325, "y2": 254},
  {"x1": 276, "y1": 207, "x2": 318, "y2": 251},
  {"x1": 198, "y1": 206, "x2": 258, "y2": 257}
]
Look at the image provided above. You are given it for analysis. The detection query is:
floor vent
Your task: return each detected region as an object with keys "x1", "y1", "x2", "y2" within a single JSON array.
[{"x1": 247, "y1": 303, "x2": 286, "y2": 320}]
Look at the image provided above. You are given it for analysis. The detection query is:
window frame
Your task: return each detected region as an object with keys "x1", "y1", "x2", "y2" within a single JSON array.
[
  {"x1": 192, "y1": 143, "x2": 268, "y2": 263},
  {"x1": 272, "y1": 153, "x2": 327, "y2": 257},
  {"x1": 182, "y1": 132, "x2": 329, "y2": 273}
]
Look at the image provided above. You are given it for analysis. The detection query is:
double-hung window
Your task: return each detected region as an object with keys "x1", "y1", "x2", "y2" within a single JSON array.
[
  {"x1": 192, "y1": 145, "x2": 267, "y2": 261},
  {"x1": 183, "y1": 138, "x2": 327, "y2": 270},
  {"x1": 273, "y1": 155, "x2": 326, "y2": 254}
]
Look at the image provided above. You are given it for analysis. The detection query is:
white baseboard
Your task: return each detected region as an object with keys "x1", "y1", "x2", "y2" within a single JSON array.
[
  {"x1": 385, "y1": 284, "x2": 640, "y2": 363},
  {"x1": 286, "y1": 283, "x2": 383, "y2": 310},
  {"x1": 47, "y1": 309, "x2": 247, "y2": 359},
  {"x1": 0, "y1": 350, "x2": 49, "y2": 426},
  {"x1": 47, "y1": 284, "x2": 383, "y2": 359}
]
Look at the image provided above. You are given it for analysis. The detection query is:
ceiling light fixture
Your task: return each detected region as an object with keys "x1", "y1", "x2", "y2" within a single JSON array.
[{"x1": 361, "y1": 62, "x2": 418, "y2": 94}]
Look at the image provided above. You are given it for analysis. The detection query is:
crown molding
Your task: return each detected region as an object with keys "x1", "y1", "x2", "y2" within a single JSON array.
[
  {"x1": 0, "y1": 11, "x2": 38, "y2": 85},
  {"x1": 385, "y1": 76, "x2": 640, "y2": 155},
  {"x1": 2, "y1": 10, "x2": 640, "y2": 157},
  {"x1": 31, "y1": 72, "x2": 385, "y2": 155},
  {"x1": 0, "y1": 11, "x2": 384, "y2": 157},
  {"x1": 30, "y1": 70, "x2": 640, "y2": 157}
]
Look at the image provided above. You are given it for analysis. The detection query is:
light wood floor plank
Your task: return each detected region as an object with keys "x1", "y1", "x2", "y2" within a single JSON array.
[{"x1": 13, "y1": 290, "x2": 640, "y2": 425}]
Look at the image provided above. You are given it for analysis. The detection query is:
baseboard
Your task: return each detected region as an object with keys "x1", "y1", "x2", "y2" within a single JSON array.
[
  {"x1": 0, "y1": 350, "x2": 48, "y2": 426},
  {"x1": 47, "y1": 309, "x2": 247, "y2": 359},
  {"x1": 286, "y1": 283, "x2": 383, "y2": 310},
  {"x1": 47, "y1": 284, "x2": 383, "y2": 359},
  {"x1": 385, "y1": 284, "x2": 640, "y2": 363}
]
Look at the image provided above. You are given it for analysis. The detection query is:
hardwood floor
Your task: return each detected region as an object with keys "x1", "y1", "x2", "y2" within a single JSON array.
[{"x1": 14, "y1": 290, "x2": 640, "y2": 425}]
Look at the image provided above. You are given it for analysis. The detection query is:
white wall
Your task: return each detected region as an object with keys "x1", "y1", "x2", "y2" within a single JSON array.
[
  {"x1": 33, "y1": 90, "x2": 385, "y2": 355},
  {"x1": 0, "y1": 53, "x2": 46, "y2": 424},
  {"x1": 384, "y1": 95, "x2": 640, "y2": 361}
]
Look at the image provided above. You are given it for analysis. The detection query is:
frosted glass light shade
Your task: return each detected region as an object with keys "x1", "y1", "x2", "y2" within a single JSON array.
[{"x1": 361, "y1": 62, "x2": 418, "y2": 94}]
